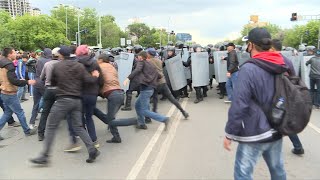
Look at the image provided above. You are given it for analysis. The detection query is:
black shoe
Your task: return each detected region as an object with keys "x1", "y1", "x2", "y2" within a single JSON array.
[
  {"x1": 180, "y1": 94, "x2": 188, "y2": 98},
  {"x1": 30, "y1": 155, "x2": 49, "y2": 165},
  {"x1": 145, "y1": 117, "x2": 152, "y2": 124},
  {"x1": 38, "y1": 134, "x2": 44, "y2": 141},
  {"x1": 194, "y1": 99, "x2": 201, "y2": 104},
  {"x1": 121, "y1": 106, "x2": 132, "y2": 111},
  {"x1": 136, "y1": 124, "x2": 148, "y2": 130},
  {"x1": 0, "y1": 135, "x2": 4, "y2": 141},
  {"x1": 182, "y1": 111, "x2": 189, "y2": 119},
  {"x1": 219, "y1": 94, "x2": 224, "y2": 99},
  {"x1": 26, "y1": 128, "x2": 37, "y2": 136},
  {"x1": 106, "y1": 137, "x2": 122, "y2": 143},
  {"x1": 203, "y1": 93, "x2": 207, "y2": 97},
  {"x1": 292, "y1": 148, "x2": 304, "y2": 155},
  {"x1": 86, "y1": 149, "x2": 100, "y2": 163}
]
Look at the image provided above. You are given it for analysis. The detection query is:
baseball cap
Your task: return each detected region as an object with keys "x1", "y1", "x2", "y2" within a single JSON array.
[
  {"x1": 52, "y1": 47, "x2": 61, "y2": 57},
  {"x1": 146, "y1": 48, "x2": 157, "y2": 57},
  {"x1": 242, "y1": 28, "x2": 271, "y2": 46},
  {"x1": 58, "y1": 45, "x2": 72, "y2": 57}
]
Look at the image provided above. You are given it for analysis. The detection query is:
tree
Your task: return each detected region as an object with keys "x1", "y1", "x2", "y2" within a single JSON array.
[
  {"x1": 127, "y1": 23, "x2": 151, "y2": 41},
  {"x1": 100, "y1": 15, "x2": 126, "y2": 47},
  {"x1": 6, "y1": 15, "x2": 69, "y2": 50}
]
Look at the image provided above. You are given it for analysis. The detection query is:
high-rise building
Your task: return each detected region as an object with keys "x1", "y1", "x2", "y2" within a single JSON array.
[
  {"x1": 176, "y1": 33, "x2": 192, "y2": 42},
  {"x1": 0, "y1": 0, "x2": 31, "y2": 18},
  {"x1": 30, "y1": 7, "x2": 40, "y2": 16}
]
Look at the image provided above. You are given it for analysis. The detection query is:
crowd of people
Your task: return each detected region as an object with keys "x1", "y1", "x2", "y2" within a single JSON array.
[{"x1": 0, "y1": 27, "x2": 319, "y2": 179}]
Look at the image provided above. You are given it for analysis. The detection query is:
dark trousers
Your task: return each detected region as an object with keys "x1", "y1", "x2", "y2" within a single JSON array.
[
  {"x1": 94, "y1": 90, "x2": 124, "y2": 138},
  {"x1": 310, "y1": 78, "x2": 320, "y2": 107},
  {"x1": 288, "y1": 134, "x2": 303, "y2": 150},
  {"x1": 82, "y1": 94, "x2": 97, "y2": 142},
  {"x1": 38, "y1": 88, "x2": 77, "y2": 143},
  {"x1": 153, "y1": 83, "x2": 185, "y2": 113},
  {"x1": 42, "y1": 98, "x2": 95, "y2": 156},
  {"x1": 0, "y1": 93, "x2": 15, "y2": 124},
  {"x1": 219, "y1": 82, "x2": 227, "y2": 95},
  {"x1": 29, "y1": 87, "x2": 44, "y2": 125}
]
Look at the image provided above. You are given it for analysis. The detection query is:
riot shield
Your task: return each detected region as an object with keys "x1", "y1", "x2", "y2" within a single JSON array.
[
  {"x1": 209, "y1": 63, "x2": 215, "y2": 78},
  {"x1": 237, "y1": 51, "x2": 250, "y2": 66},
  {"x1": 181, "y1": 48, "x2": 191, "y2": 79},
  {"x1": 165, "y1": 56, "x2": 187, "y2": 91},
  {"x1": 213, "y1": 51, "x2": 228, "y2": 83},
  {"x1": 115, "y1": 52, "x2": 134, "y2": 91},
  {"x1": 191, "y1": 52, "x2": 209, "y2": 87},
  {"x1": 301, "y1": 55, "x2": 313, "y2": 89},
  {"x1": 281, "y1": 51, "x2": 301, "y2": 75}
]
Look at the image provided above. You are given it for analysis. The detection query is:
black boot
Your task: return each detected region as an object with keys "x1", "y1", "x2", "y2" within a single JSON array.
[
  {"x1": 106, "y1": 136, "x2": 122, "y2": 143},
  {"x1": 194, "y1": 88, "x2": 203, "y2": 104},
  {"x1": 181, "y1": 111, "x2": 189, "y2": 119},
  {"x1": 145, "y1": 117, "x2": 152, "y2": 124},
  {"x1": 203, "y1": 86, "x2": 208, "y2": 97},
  {"x1": 121, "y1": 94, "x2": 132, "y2": 111}
]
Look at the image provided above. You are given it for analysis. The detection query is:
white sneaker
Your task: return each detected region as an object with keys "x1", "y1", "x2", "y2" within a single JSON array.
[
  {"x1": 224, "y1": 100, "x2": 232, "y2": 103},
  {"x1": 29, "y1": 124, "x2": 38, "y2": 129}
]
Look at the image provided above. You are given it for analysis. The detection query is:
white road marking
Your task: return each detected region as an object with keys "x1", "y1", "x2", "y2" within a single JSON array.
[
  {"x1": 126, "y1": 103, "x2": 178, "y2": 180},
  {"x1": 308, "y1": 122, "x2": 320, "y2": 134},
  {"x1": 146, "y1": 99, "x2": 188, "y2": 180}
]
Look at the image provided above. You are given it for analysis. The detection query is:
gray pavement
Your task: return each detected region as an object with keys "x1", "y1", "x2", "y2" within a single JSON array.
[{"x1": 0, "y1": 85, "x2": 320, "y2": 179}]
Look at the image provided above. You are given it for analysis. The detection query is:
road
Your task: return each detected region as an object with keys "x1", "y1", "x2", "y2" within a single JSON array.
[{"x1": 0, "y1": 85, "x2": 320, "y2": 179}]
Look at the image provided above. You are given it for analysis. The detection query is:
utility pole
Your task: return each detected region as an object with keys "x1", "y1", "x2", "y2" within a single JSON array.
[
  {"x1": 98, "y1": 0, "x2": 102, "y2": 48},
  {"x1": 77, "y1": 8, "x2": 81, "y2": 46},
  {"x1": 65, "y1": 5, "x2": 68, "y2": 40}
]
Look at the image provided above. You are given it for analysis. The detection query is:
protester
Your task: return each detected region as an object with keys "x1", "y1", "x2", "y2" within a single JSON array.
[
  {"x1": 30, "y1": 46, "x2": 100, "y2": 165},
  {"x1": 224, "y1": 28, "x2": 287, "y2": 179},
  {"x1": 0, "y1": 47, "x2": 37, "y2": 139}
]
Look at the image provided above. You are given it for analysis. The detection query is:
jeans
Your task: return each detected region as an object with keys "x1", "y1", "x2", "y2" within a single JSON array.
[
  {"x1": 288, "y1": 134, "x2": 303, "y2": 150},
  {"x1": 94, "y1": 90, "x2": 125, "y2": 138},
  {"x1": 42, "y1": 98, "x2": 95, "y2": 156},
  {"x1": 226, "y1": 71, "x2": 239, "y2": 101},
  {"x1": 82, "y1": 94, "x2": 97, "y2": 142},
  {"x1": 136, "y1": 88, "x2": 167, "y2": 125},
  {"x1": 234, "y1": 139, "x2": 286, "y2": 180},
  {"x1": 310, "y1": 78, "x2": 320, "y2": 107},
  {"x1": 0, "y1": 93, "x2": 15, "y2": 124},
  {"x1": 0, "y1": 94, "x2": 30, "y2": 134},
  {"x1": 17, "y1": 85, "x2": 27, "y2": 100},
  {"x1": 28, "y1": 72, "x2": 35, "y2": 97},
  {"x1": 153, "y1": 83, "x2": 185, "y2": 113},
  {"x1": 38, "y1": 88, "x2": 77, "y2": 143},
  {"x1": 29, "y1": 87, "x2": 44, "y2": 125}
]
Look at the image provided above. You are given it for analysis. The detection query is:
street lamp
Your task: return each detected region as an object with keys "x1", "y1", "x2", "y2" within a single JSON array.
[
  {"x1": 65, "y1": 5, "x2": 69, "y2": 40},
  {"x1": 98, "y1": 0, "x2": 102, "y2": 48}
]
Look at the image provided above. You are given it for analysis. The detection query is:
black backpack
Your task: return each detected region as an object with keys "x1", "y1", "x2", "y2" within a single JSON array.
[
  {"x1": 267, "y1": 74, "x2": 312, "y2": 135},
  {"x1": 245, "y1": 58, "x2": 313, "y2": 136}
]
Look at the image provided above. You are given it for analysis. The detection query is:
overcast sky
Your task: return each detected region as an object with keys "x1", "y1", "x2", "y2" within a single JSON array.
[{"x1": 29, "y1": 0, "x2": 318, "y2": 45}]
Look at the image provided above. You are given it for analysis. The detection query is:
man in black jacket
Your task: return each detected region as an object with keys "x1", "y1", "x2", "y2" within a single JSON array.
[
  {"x1": 222, "y1": 43, "x2": 239, "y2": 103},
  {"x1": 30, "y1": 46, "x2": 100, "y2": 165}
]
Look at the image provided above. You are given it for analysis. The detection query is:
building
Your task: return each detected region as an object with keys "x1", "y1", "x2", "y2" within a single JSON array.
[
  {"x1": 176, "y1": 33, "x2": 192, "y2": 42},
  {"x1": 30, "y1": 7, "x2": 40, "y2": 16},
  {"x1": 0, "y1": 0, "x2": 31, "y2": 18}
]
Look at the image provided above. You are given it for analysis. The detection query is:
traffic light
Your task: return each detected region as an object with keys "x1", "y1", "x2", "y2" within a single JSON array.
[{"x1": 291, "y1": 13, "x2": 297, "y2": 21}]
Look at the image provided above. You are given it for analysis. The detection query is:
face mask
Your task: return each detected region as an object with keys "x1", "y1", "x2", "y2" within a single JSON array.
[{"x1": 246, "y1": 43, "x2": 252, "y2": 58}]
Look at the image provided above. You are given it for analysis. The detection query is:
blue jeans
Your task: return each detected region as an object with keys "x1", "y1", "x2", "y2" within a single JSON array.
[
  {"x1": 17, "y1": 85, "x2": 27, "y2": 100},
  {"x1": 135, "y1": 89, "x2": 167, "y2": 125},
  {"x1": 28, "y1": 72, "x2": 35, "y2": 97},
  {"x1": 0, "y1": 94, "x2": 30, "y2": 134},
  {"x1": 29, "y1": 87, "x2": 43, "y2": 125},
  {"x1": 82, "y1": 94, "x2": 97, "y2": 142},
  {"x1": 226, "y1": 71, "x2": 238, "y2": 101},
  {"x1": 310, "y1": 78, "x2": 320, "y2": 107},
  {"x1": 288, "y1": 134, "x2": 303, "y2": 150},
  {"x1": 234, "y1": 139, "x2": 286, "y2": 180}
]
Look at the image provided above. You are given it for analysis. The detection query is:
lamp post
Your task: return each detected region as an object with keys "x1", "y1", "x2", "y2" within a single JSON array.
[
  {"x1": 65, "y1": 5, "x2": 69, "y2": 40},
  {"x1": 77, "y1": 7, "x2": 81, "y2": 46},
  {"x1": 98, "y1": 0, "x2": 102, "y2": 48}
]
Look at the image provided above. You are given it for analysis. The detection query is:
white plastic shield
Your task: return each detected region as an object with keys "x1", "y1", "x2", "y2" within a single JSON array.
[
  {"x1": 301, "y1": 56, "x2": 313, "y2": 89},
  {"x1": 213, "y1": 51, "x2": 228, "y2": 83},
  {"x1": 115, "y1": 52, "x2": 134, "y2": 91},
  {"x1": 191, "y1": 52, "x2": 209, "y2": 86},
  {"x1": 281, "y1": 51, "x2": 301, "y2": 76},
  {"x1": 181, "y1": 48, "x2": 191, "y2": 79},
  {"x1": 237, "y1": 51, "x2": 250, "y2": 66},
  {"x1": 165, "y1": 56, "x2": 187, "y2": 91}
]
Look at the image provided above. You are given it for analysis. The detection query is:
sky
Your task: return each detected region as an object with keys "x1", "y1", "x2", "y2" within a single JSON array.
[{"x1": 29, "y1": 0, "x2": 319, "y2": 45}]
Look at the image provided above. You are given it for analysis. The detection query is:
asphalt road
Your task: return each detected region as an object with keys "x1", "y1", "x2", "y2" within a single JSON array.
[{"x1": 0, "y1": 85, "x2": 320, "y2": 180}]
